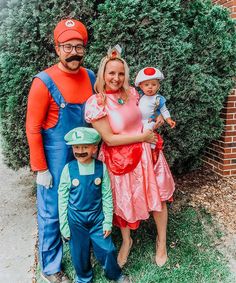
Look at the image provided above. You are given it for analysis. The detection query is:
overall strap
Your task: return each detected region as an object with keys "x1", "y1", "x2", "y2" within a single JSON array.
[
  {"x1": 94, "y1": 159, "x2": 104, "y2": 178},
  {"x1": 86, "y1": 69, "x2": 96, "y2": 93},
  {"x1": 34, "y1": 71, "x2": 65, "y2": 106},
  {"x1": 68, "y1": 159, "x2": 80, "y2": 184}
]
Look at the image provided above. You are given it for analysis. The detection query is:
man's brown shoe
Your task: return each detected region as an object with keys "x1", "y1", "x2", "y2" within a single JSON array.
[{"x1": 41, "y1": 271, "x2": 71, "y2": 283}]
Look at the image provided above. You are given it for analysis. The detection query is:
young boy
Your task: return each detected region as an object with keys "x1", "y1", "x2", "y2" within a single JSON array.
[
  {"x1": 58, "y1": 127, "x2": 130, "y2": 283},
  {"x1": 135, "y1": 67, "x2": 176, "y2": 163}
]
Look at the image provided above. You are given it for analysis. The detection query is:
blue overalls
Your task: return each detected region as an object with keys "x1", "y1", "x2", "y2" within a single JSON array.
[
  {"x1": 35, "y1": 70, "x2": 95, "y2": 275},
  {"x1": 67, "y1": 159, "x2": 122, "y2": 283}
]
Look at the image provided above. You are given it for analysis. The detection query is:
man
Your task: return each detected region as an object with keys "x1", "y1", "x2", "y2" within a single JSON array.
[{"x1": 26, "y1": 19, "x2": 95, "y2": 283}]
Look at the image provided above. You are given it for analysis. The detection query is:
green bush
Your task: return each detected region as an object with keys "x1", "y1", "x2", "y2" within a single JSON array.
[
  {"x1": 0, "y1": 0, "x2": 235, "y2": 173},
  {"x1": 86, "y1": 0, "x2": 236, "y2": 173}
]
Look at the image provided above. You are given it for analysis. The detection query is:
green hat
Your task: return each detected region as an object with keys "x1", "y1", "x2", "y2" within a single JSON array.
[{"x1": 65, "y1": 127, "x2": 101, "y2": 145}]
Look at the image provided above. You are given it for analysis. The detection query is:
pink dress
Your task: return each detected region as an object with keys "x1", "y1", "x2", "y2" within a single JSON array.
[{"x1": 85, "y1": 87, "x2": 175, "y2": 224}]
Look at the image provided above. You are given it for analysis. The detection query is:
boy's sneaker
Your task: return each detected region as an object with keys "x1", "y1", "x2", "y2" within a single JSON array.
[
  {"x1": 41, "y1": 271, "x2": 71, "y2": 283},
  {"x1": 116, "y1": 274, "x2": 131, "y2": 283}
]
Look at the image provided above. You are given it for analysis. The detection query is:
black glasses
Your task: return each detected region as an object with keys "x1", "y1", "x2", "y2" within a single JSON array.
[{"x1": 58, "y1": 44, "x2": 85, "y2": 54}]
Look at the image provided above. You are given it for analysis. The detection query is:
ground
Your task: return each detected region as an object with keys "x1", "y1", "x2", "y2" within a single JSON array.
[
  {"x1": 0, "y1": 146, "x2": 36, "y2": 283},
  {"x1": 174, "y1": 168, "x2": 236, "y2": 275}
]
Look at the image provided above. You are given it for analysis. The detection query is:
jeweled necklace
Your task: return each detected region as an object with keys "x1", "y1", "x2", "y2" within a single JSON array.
[
  {"x1": 117, "y1": 97, "x2": 125, "y2": 105},
  {"x1": 105, "y1": 89, "x2": 126, "y2": 105}
]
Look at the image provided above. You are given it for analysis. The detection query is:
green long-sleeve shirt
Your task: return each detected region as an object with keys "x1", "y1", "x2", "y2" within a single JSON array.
[{"x1": 58, "y1": 159, "x2": 113, "y2": 239}]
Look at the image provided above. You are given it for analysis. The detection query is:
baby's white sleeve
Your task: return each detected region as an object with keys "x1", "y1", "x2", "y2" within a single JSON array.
[{"x1": 160, "y1": 104, "x2": 171, "y2": 120}]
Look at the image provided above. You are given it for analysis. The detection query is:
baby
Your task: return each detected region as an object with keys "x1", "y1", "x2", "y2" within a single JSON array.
[
  {"x1": 135, "y1": 67, "x2": 176, "y2": 162},
  {"x1": 135, "y1": 67, "x2": 176, "y2": 130}
]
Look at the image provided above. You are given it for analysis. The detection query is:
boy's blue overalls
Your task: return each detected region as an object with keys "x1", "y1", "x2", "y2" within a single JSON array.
[
  {"x1": 67, "y1": 159, "x2": 122, "y2": 283},
  {"x1": 35, "y1": 70, "x2": 95, "y2": 275}
]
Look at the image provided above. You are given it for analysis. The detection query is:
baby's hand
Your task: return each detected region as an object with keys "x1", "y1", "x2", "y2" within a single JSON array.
[
  {"x1": 166, "y1": 118, "x2": 176, "y2": 128},
  {"x1": 103, "y1": 230, "x2": 111, "y2": 238},
  {"x1": 153, "y1": 115, "x2": 165, "y2": 129}
]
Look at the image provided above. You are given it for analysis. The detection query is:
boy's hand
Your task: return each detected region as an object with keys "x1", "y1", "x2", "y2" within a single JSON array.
[
  {"x1": 166, "y1": 118, "x2": 176, "y2": 128},
  {"x1": 103, "y1": 230, "x2": 111, "y2": 238},
  {"x1": 62, "y1": 236, "x2": 70, "y2": 243}
]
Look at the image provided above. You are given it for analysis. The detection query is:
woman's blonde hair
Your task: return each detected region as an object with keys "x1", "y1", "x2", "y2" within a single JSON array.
[{"x1": 94, "y1": 55, "x2": 130, "y2": 95}]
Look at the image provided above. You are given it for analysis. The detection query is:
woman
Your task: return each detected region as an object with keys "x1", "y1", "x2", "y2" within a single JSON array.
[{"x1": 85, "y1": 46, "x2": 175, "y2": 268}]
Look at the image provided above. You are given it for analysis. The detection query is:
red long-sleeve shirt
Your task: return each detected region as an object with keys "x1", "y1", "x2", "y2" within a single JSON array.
[{"x1": 26, "y1": 64, "x2": 93, "y2": 171}]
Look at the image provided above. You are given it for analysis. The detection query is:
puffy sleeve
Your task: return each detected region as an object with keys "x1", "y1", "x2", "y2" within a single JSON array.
[
  {"x1": 85, "y1": 94, "x2": 107, "y2": 123},
  {"x1": 157, "y1": 94, "x2": 167, "y2": 109}
]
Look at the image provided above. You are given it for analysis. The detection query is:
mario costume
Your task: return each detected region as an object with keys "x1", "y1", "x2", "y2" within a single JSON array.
[
  {"x1": 58, "y1": 127, "x2": 123, "y2": 283},
  {"x1": 26, "y1": 19, "x2": 95, "y2": 276}
]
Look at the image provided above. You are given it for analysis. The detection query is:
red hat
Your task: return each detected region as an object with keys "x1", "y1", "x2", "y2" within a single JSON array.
[{"x1": 54, "y1": 19, "x2": 88, "y2": 46}]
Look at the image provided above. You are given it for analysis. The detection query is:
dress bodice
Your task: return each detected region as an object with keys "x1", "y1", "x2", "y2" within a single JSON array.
[
  {"x1": 105, "y1": 92, "x2": 142, "y2": 134},
  {"x1": 85, "y1": 87, "x2": 143, "y2": 134}
]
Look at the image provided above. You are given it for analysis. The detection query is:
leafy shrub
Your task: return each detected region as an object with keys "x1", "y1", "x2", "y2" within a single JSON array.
[{"x1": 86, "y1": 0, "x2": 236, "y2": 173}]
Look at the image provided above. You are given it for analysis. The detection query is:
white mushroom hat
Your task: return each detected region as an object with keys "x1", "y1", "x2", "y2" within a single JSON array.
[{"x1": 135, "y1": 67, "x2": 164, "y2": 87}]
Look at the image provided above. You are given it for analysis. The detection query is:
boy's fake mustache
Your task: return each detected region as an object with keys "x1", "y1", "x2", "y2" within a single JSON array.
[
  {"x1": 75, "y1": 152, "x2": 88, "y2": 158},
  {"x1": 65, "y1": 55, "x2": 83, "y2": 62}
]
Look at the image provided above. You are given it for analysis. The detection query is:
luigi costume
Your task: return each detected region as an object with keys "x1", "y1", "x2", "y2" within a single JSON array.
[{"x1": 58, "y1": 127, "x2": 126, "y2": 283}]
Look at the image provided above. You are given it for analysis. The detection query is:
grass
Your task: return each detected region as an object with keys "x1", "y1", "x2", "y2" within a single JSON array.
[{"x1": 36, "y1": 206, "x2": 234, "y2": 283}]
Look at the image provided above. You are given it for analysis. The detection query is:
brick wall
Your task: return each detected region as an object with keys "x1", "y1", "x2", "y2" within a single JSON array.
[
  {"x1": 203, "y1": 0, "x2": 236, "y2": 176},
  {"x1": 213, "y1": 0, "x2": 236, "y2": 19}
]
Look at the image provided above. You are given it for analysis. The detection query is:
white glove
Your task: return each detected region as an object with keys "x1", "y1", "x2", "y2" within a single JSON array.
[{"x1": 36, "y1": 170, "x2": 53, "y2": 189}]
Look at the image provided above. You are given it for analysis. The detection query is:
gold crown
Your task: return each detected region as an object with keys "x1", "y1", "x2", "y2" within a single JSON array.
[{"x1": 107, "y1": 44, "x2": 122, "y2": 59}]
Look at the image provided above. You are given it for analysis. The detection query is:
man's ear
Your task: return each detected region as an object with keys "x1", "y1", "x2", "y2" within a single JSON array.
[{"x1": 55, "y1": 45, "x2": 60, "y2": 56}]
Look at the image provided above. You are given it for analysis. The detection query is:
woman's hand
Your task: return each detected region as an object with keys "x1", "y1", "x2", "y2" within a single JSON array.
[{"x1": 142, "y1": 129, "x2": 157, "y2": 144}]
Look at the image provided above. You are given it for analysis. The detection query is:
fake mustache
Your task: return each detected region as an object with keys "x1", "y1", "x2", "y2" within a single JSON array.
[
  {"x1": 65, "y1": 55, "x2": 84, "y2": 62},
  {"x1": 75, "y1": 152, "x2": 88, "y2": 158}
]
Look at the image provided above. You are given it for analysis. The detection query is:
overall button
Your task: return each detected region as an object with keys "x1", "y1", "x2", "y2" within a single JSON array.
[
  {"x1": 94, "y1": 178, "x2": 101, "y2": 185},
  {"x1": 72, "y1": 178, "x2": 80, "y2": 186},
  {"x1": 60, "y1": 103, "x2": 66, "y2": 108}
]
